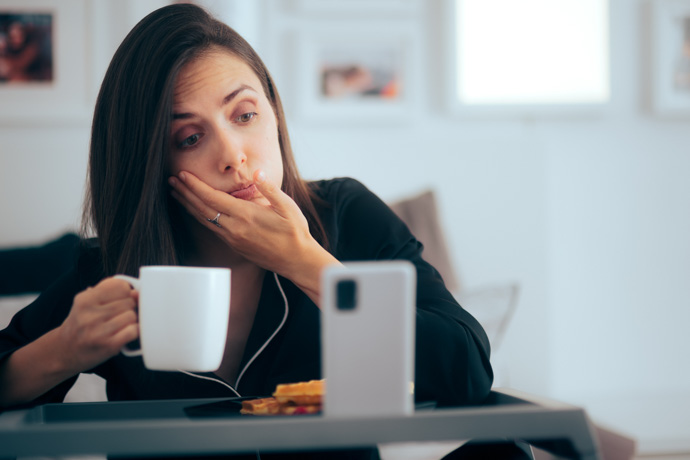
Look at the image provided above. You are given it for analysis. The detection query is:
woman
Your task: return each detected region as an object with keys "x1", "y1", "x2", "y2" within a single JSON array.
[{"x1": 0, "y1": 4, "x2": 493, "y2": 458}]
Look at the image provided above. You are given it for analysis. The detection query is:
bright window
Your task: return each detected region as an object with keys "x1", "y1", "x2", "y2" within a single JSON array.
[{"x1": 454, "y1": 0, "x2": 610, "y2": 106}]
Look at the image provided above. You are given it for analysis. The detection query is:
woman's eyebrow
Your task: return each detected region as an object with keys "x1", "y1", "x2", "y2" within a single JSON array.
[
  {"x1": 222, "y1": 84, "x2": 256, "y2": 106},
  {"x1": 172, "y1": 84, "x2": 258, "y2": 120}
]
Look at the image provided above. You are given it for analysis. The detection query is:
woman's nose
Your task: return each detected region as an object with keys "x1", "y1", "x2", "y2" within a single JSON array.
[
  {"x1": 220, "y1": 151, "x2": 247, "y2": 172},
  {"x1": 217, "y1": 131, "x2": 247, "y2": 173}
]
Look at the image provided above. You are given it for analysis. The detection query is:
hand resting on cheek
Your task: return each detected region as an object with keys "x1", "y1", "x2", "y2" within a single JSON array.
[{"x1": 168, "y1": 169, "x2": 340, "y2": 304}]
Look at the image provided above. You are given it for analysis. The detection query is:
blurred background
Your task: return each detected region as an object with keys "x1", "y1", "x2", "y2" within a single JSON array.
[{"x1": 0, "y1": 0, "x2": 688, "y2": 457}]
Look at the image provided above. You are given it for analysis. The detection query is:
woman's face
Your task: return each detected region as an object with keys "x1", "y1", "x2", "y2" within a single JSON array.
[
  {"x1": 168, "y1": 48, "x2": 283, "y2": 206},
  {"x1": 8, "y1": 23, "x2": 26, "y2": 49}
]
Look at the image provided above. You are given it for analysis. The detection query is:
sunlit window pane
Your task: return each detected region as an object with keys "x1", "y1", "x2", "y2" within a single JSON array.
[{"x1": 455, "y1": 0, "x2": 610, "y2": 105}]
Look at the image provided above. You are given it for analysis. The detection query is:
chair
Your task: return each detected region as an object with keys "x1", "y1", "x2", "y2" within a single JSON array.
[
  {"x1": 389, "y1": 189, "x2": 636, "y2": 460},
  {"x1": 389, "y1": 189, "x2": 519, "y2": 355}
]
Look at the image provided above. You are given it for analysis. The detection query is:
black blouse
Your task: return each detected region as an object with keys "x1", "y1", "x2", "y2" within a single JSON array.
[{"x1": 0, "y1": 177, "x2": 493, "y2": 409}]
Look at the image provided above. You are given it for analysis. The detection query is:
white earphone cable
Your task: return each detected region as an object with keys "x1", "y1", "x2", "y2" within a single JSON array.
[
  {"x1": 234, "y1": 272, "x2": 289, "y2": 389},
  {"x1": 178, "y1": 369, "x2": 241, "y2": 397},
  {"x1": 178, "y1": 272, "x2": 289, "y2": 400}
]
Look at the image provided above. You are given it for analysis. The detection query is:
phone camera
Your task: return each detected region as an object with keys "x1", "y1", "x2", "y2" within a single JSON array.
[{"x1": 336, "y1": 279, "x2": 357, "y2": 310}]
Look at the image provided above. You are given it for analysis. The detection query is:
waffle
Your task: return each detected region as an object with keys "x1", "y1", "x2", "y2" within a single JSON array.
[
  {"x1": 240, "y1": 397, "x2": 281, "y2": 415},
  {"x1": 273, "y1": 379, "x2": 324, "y2": 406},
  {"x1": 240, "y1": 379, "x2": 324, "y2": 416},
  {"x1": 279, "y1": 403, "x2": 322, "y2": 415}
]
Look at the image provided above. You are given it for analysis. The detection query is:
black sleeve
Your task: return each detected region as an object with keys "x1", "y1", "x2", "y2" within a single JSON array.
[
  {"x1": 0, "y1": 232, "x2": 80, "y2": 296},
  {"x1": 321, "y1": 178, "x2": 493, "y2": 406},
  {"x1": 0, "y1": 269, "x2": 82, "y2": 410}
]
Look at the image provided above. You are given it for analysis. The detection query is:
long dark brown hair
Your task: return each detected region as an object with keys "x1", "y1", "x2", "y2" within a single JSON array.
[{"x1": 83, "y1": 3, "x2": 327, "y2": 276}]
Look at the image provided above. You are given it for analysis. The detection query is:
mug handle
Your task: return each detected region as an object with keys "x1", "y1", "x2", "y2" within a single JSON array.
[{"x1": 114, "y1": 274, "x2": 143, "y2": 358}]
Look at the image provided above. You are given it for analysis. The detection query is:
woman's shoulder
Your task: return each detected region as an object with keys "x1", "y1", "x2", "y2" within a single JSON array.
[
  {"x1": 308, "y1": 178, "x2": 414, "y2": 259},
  {"x1": 76, "y1": 238, "x2": 105, "y2": 288},
  {"x1": 308, "y1": 177, "x2": 375, "y2": 205}
]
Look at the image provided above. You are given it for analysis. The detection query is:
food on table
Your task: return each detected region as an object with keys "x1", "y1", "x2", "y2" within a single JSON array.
[{"x1": 240, "y1": 379, "x2": 324, "y2": 416}]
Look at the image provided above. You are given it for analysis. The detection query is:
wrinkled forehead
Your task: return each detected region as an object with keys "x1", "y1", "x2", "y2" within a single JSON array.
[{"x1": 173, "y1": 47, "x2": 264, "y2": 104}]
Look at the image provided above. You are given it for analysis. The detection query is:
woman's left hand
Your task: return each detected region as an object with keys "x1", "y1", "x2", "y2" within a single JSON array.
[{"x1": 169, "y1": 169, "x2": 339, "y2": 303}]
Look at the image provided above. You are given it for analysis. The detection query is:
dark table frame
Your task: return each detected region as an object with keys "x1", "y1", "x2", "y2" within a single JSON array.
[{"x1": 0, "y1": 388, "x2": 601, "y2": 459}]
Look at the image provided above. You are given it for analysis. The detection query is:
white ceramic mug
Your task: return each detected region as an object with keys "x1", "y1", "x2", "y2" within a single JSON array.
[{"x1": 115, "y1": 266, "x2": 231, "y2": 372}]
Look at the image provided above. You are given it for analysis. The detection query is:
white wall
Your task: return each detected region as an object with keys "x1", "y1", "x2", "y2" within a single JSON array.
[
  {"x1": 1, "y1": 0, "x2": 689, "y2": 438},
  {"x1": 0, "y1": 125, "x2": 89, "y2": 244},
  {"x1": 543, "y1": 0, "x2": 690, "y2": 402},
  {"x1": 259, "y1": 0, "x2": 690, "y2": 402},
  {"x1": 0, "y1": 0, "x2": 169, "y2": 246}
]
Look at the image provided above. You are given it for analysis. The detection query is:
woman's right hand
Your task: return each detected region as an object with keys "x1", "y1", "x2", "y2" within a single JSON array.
[
  {"x1": 0, "y1": 278, "x2": 139, "y2": 407},
  {"x1": 56, "y1": 278, "x2": 139, "y2": 374}
]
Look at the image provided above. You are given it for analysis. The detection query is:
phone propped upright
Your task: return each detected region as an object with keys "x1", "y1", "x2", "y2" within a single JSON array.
[{"x1": 321, "y1": 261, "x2": 416, "y2": 418}]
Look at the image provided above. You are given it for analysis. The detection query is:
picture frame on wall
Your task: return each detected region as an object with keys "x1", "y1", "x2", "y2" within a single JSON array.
[
  {"x1": 0, "y1": 0, "x2": 91, "y2": 124},
  {"x1": 292, "y1": 23, "x2": 421, "y2": 124},
  {"x1": 0, "y1": 10, "x2": 53, "y2": 83},
  {"x1": 652, "y1": 0, "x2": 690, "y2": 116}
]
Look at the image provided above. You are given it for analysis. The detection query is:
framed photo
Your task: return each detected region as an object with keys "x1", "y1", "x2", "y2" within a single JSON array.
[
  {"x1": 0, "y1": 0, "x2": 91, "y2": 123},
  {"x1": 652, "y1": 0, "x2": 690, "y2": 116},
  {"x1": 0, "y1": 10, "x2": 53, "y2": 83},
  {"x1": 292, "y1": 23, "x2": 421, "y2": 124}
]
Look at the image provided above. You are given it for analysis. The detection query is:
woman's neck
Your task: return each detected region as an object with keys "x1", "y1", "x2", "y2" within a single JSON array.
[{"x1": 183, "y1": 219, "x2": 251, "y2": 269}]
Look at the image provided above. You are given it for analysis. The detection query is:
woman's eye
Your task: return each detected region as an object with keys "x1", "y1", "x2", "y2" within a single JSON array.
[
  {"x1": 236, "y1": 112, "x2": 257, "y2": 123},
  {"x1": 178, "y1": 133, "x2": 201, "y2": 148}
]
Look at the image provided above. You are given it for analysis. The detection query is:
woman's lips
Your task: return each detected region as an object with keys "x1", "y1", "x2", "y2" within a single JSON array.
[{"x1": 229, "y1": 184, "x2": 257, "y2": 200}]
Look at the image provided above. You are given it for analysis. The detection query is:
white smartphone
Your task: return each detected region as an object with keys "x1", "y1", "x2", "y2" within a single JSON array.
[{"x1": 321, "y1": 261, "x2": 416, "y2": 417}]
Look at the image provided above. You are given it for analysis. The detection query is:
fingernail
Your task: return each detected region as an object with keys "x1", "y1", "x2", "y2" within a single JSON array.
[
  {"x1": 256, "y1": 170, "x2": 266, "y2": 184},
  {"x1": 179, "y1": 172, "x2": 187, "y2": 182},
  {"x1": 168, "y1": 177, "x2": 177, "y2": 187}
]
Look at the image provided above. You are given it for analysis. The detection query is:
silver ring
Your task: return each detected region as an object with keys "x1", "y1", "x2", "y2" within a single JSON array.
[{"x1": 207, "y1": 212, "x2": 222, "y2": 228}]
